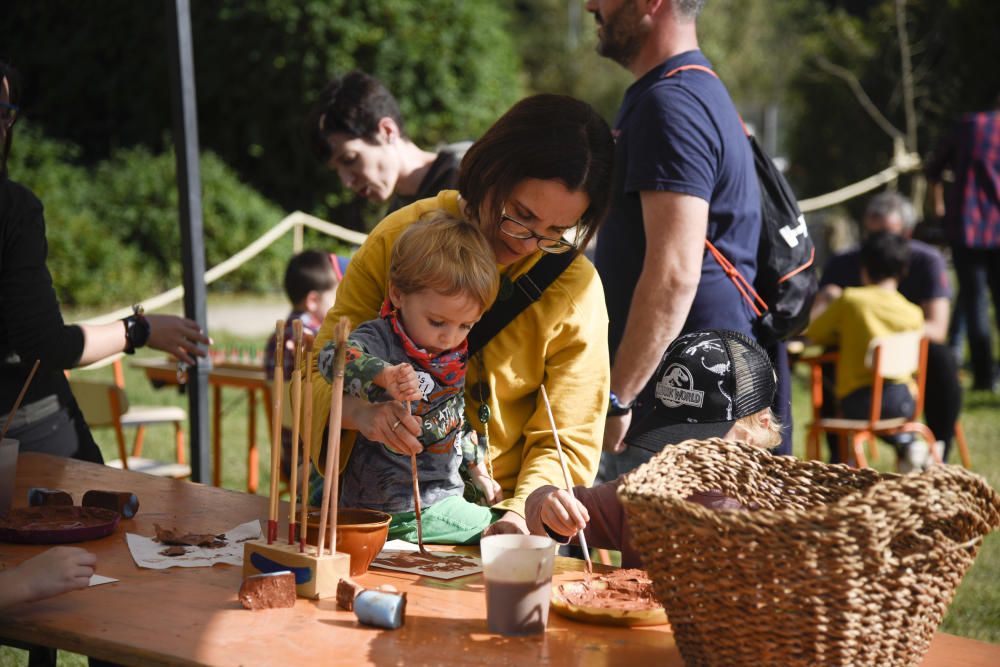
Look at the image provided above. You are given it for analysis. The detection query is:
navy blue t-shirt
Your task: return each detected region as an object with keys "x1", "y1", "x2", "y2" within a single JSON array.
[
  {"x1": 595, "y1": 50, "x2": 760, "y2": 360},
  {"x1": 819, "y1": 239, "x2": 951, "y2": 305}
]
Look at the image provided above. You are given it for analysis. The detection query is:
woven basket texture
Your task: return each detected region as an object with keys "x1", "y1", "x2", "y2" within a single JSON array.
[{"x1": 618, "y1": 438, "x2": 1000, "y2": 667}]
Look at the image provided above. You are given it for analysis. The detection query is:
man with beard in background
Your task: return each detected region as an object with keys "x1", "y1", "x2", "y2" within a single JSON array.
[{"x1": 585, "y1": 1, "x2": 791, "y2": 479}]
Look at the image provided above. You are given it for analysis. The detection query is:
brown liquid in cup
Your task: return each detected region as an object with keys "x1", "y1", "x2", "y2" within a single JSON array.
[{"x1": 485, "y1": 579, "x2": 551, "y2": 636}]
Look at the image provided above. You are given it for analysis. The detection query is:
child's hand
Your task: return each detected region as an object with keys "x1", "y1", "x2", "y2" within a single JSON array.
[
  {"x1": 539, "y1": 489, "x2": 590, "y2": 538},
  {"x1": 20, "y1": 547, "x2": 97, "y2": 603},
  {"x1": 375, "y1": 363, "x2": 422, "y2": 402},
  {"x1": 469, "y1": 461, "x2": 504, "y2": 505}
]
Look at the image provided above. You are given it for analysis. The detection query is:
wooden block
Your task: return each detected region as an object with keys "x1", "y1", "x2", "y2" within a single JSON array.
[
  {"x1": 336, "y1": 578, "x2": 366, "y2": 611},
  {"x1": 239, "y1": 571, "x2": 296, "y2": 610},
  {"x1": 242, "y1": 539, "x2": 350, "y2": 600}
]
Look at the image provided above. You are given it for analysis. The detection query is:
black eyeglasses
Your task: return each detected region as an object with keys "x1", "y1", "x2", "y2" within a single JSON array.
[
  {"x1": 498, "y1": 209, "x2": 577, "y2": 255},
  {"x1": 0, "y1": 102, "x2": 18, "y2": 129}
]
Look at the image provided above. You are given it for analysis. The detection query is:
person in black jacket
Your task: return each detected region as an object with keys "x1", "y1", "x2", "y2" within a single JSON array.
[
  {"x1": 308, "y1": 70, "x2": 462, "y2": 212},
  {"x1": 0, "y1": 62, "x2": 210, "y2": 463}
]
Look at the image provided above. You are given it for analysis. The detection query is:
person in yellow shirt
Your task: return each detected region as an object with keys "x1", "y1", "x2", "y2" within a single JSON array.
[
  {"x1": 309, "y1": 94, "x2": 614, "y2": 538},
  {"x1": 806, "y1": 231, "x2": 926, "y2": 469}
]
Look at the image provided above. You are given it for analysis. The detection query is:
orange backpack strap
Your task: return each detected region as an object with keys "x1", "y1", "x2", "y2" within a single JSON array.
[
  {"x1": 662, "y1": 64, "x2": 750, "y2": 136},
  {"x1": 704, "y1": 239, "x2": 767, "y2": 318}
]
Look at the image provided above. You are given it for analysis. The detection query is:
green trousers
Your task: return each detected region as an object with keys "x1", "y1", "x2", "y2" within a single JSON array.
[{"x1": 388, "y1": 495, "x2": 499, "y2": 545}]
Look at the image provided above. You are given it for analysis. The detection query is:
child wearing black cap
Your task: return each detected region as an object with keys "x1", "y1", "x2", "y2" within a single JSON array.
[{"x1": 524, "y1": 329, "x2": 781, "y2": 567}]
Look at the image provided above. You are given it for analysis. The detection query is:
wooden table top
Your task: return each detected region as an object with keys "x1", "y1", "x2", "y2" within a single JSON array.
[
  {"x1": 130, "y1": 357, "x2": 267, "y2": 387},
  {"x1": 1, "y1": 454, "x2": 997, "y2": 667}
]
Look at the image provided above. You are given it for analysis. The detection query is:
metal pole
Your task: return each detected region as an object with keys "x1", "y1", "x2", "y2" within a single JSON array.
[{"x1": 167, "y1": 0, "x2": 211, "y2": 483}]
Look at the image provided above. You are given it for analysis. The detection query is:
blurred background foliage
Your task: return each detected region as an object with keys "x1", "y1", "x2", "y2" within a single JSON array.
[{"x1": 2, "y1": 0, "x2": 1000, "y2": 307}]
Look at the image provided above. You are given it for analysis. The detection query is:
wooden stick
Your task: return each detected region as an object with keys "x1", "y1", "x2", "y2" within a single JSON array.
[
  {"x1": 539, "y1": 384, "x2": 592, "y2": 575},
  {"x1": 409, "y1": 453, "x2": 429, "y2": 554},
  {"x1": 1, "y1": 359, "x2": 41, "y2": 442},
  {"x1": 287, "y1": 320, "x2": 304, "y2": 544},
  {"x1": 317, "y1": 318, "x2": 350, "y2": 556},
  {"x1": 403, "y1": 399, "x2": 429, "y2": 554},
  {"x1": 268, "y1": 320, "x2": 285, "y2": 544},
  {"x1": 299, "y1": 339, "x2": 314, "y2": 553}
]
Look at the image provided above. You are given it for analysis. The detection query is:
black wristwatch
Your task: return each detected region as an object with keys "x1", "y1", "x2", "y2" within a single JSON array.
[
  {"x1": 607, "y1": 391, "x2": 634, "y2": 417},
  {"x1": 122, "y1": 304, "x2": 151, "y2": 354}
]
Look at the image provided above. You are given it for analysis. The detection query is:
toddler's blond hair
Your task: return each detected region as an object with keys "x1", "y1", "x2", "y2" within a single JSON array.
[{"x1": 390, "y1": 210, "x2": 500, "y2": 311}]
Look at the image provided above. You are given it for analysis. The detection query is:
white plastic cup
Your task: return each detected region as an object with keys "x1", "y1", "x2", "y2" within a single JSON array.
[
  {"x1": 0, "y1": 438, "x2": 19, "y2": 516},
  {"x1": 481, "y1": 534, "x2": 556, "y2": 636}
]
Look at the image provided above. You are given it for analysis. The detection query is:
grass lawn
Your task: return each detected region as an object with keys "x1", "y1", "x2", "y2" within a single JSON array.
[{"x1": 3, "y1": 332, "x2": 998, "y2": 665}]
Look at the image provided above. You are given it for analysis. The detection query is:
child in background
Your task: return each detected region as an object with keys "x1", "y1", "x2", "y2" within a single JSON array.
[
  {"x1": 525, "y1": 329, "x2": 781, "y2": 567},
  {"x1": 318, "y1": 211, "x2": 501, "y2": 543},
  {"x1": 265, "y1": 250, "x2": 342, "y2": 477},
  {"x1": 805, "y1": 231, "x2": 926, "y2": 469}
]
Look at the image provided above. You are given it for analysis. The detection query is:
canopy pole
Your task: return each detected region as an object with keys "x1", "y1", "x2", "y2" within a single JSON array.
[{"x1": 167, "y1": 0, "x2": 211, "y2": 483}]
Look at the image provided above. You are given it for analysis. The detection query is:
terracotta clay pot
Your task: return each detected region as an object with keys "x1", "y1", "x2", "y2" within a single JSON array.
[{"x1": 303, "y1": 508, "x2": 391, "y2": 577}]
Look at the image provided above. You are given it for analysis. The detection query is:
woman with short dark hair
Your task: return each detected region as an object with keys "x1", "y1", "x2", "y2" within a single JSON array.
[{"x1": 308, "y1": 94, "x2": 615, "y2": 537}]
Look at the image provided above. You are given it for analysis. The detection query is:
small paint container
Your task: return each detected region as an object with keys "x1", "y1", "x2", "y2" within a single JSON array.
[{"x1": 354, "y1": 590, "x2": 407, "y2": 629}]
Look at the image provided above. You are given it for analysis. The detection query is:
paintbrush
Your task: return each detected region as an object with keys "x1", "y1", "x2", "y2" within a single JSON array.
[
  {"x1": 317, "y1": 318, "x2": 350, "y2": 556},
  {"x1": 404, "y1": 399, "x2": 430, "y2": 555},
  {"x1": 1, "y1": 359, "x2": 40, "y2": 442},
  {"x1": 299, "y1": 338, "x2": 313, "y2": 553},
  {"x1": 267, "y1": 320, "x2": 285, "y2": 544},
  {"x1": 539, "y1": 384, "x2": 593, "y2": 577},
  {"x1": 287, "y1": 320, "x2": 304, "y2": 544}
]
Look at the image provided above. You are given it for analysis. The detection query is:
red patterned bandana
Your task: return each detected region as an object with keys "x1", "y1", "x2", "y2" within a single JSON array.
[{"x1": 379, "y1": 299, "x2": 467, "y2": 386}]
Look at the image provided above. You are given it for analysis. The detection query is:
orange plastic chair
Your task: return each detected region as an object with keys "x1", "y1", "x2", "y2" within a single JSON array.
[{"x1": 804, "y1": 331, "x2": 943, "y2": 469}]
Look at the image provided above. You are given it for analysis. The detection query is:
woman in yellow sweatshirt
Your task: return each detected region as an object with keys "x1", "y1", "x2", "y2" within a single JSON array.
[{"x1": 309, "y1": 94, "x2": 614, "y2": 537}]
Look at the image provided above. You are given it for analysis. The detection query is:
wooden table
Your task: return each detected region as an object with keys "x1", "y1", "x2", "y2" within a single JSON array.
[
  {"x1": 2, "y1": 455, "x2": 998, "y2": 667},
  {"x1": 131, "y1": 358, "x2": 272, "y2": 492}
]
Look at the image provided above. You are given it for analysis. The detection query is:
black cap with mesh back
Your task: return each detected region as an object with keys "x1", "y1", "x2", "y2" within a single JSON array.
[{"x1": 625, "y1": 329, "x2": 776, "y2": 452}]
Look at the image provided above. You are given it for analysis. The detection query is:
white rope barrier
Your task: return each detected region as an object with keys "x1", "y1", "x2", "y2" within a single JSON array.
[
  {"x1": 79, "y1": 150, "x2": 921, "y2": 341},
  {"x1": 798, "y1": 152, "x2": 921, "y2": 213},
  {"x1": 81, "y1": 212, "x2": 367, "y2": 325}
]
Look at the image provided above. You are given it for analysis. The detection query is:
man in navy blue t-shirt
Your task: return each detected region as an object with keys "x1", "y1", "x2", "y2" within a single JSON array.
[
  {"x1": 813, "y1": 191, "x2": 963, "y2": 461},
  {"x1": 587, "y1": 0, "x2": 779, "y2": 475}
]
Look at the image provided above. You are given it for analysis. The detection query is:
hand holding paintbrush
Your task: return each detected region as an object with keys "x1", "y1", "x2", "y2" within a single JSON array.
[{"x1": 539, "y1": 384, "x2": 593, "y2": 577}]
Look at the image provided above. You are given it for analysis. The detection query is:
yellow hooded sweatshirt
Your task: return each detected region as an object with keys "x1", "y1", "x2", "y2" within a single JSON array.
[{"x1": 308, "y1": 191, "x2": 609, "y2": 517}]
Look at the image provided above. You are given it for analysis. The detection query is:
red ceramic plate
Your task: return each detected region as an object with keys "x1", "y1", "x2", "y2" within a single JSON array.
[{"x1": 0, "y1": 506, "x2": 120, "y2": 544}]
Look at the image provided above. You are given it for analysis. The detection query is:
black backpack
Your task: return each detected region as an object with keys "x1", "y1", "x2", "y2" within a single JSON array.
[{"x1": 666, "y1": 65, "x2": 818, "y2": 347}]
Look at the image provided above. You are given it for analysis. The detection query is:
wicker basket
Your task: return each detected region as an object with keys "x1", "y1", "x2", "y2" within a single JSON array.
[{"x1": 618, "y1": 438, "x2": 1000, "y2": 667}]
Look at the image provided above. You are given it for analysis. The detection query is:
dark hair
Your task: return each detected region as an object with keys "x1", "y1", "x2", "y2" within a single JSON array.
[
  {"x1": 458, "y1": 94, "x2": 614, "y2": 253},
  {"x1": 307, "y1": 71, "x2": 405, "y2": 163},
  {"x1": 860, "y1": 230, "x2": 910, "y2": 283},
  {"x1": 0, "y1": 61, "x2": 20, "y2": 179},
  {"x1": 284, "y1": 249, "x2": 338, "y2": 305}
]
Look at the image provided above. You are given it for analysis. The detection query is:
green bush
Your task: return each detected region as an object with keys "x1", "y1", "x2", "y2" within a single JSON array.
[{"x1": 8, "y1": 123, "x2": 292, "y2": 307}]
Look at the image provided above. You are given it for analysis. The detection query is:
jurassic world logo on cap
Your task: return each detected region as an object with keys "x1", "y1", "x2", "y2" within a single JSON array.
[
  {"x1": 626, "y1": 329, "x2": 776, "y2": 453},
  {"x1": 655, "y1": 364, "x2": 704, "y2": 408}
]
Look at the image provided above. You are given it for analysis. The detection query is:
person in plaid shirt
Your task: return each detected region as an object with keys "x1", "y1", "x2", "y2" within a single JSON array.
[{"x1": 927, "y1": 101, "x2": 1000, "y2": 392}]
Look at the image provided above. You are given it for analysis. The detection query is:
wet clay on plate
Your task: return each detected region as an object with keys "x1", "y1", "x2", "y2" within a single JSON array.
[{"x1": 559, "y1": 568, "x2": 661, "y2": 612}]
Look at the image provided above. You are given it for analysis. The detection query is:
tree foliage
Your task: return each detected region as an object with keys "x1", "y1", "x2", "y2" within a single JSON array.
[
  {"x1": 3, "y1": 1, "x2": 523, "y2": 226},
  {"x1": 789, "y1": 0, "x2": 1000, "y2": 205}
]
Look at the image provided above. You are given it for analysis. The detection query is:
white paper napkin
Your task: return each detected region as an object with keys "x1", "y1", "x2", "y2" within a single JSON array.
[{"x1": 126, "y1": 520, "x2": 261, "y2": 569}]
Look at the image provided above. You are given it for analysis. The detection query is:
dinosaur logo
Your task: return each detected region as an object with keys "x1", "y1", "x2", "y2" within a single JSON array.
[{"x1": 655, "y1": 363, "x2": 704, "y2": 409}]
